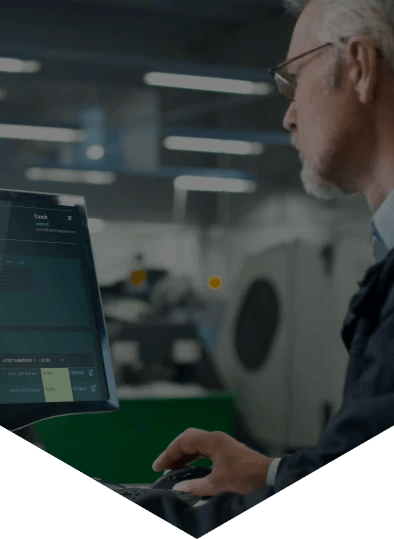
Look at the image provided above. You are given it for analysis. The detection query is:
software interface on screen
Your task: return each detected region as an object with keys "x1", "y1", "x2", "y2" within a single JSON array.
[{"x1": 0, "y1": 198, "x2": 109, "y2": 405}]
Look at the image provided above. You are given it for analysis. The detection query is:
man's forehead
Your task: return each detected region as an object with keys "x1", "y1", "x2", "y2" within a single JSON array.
[
  {"x1": 285, "y1": 30, "x2": 308, "y2": 64},
  {"x1": 282, "y1": 35, "x2": 303, "y2": 67},
  {"x1": 284, "y1": 0, "x2": 319, "y2": 64}
]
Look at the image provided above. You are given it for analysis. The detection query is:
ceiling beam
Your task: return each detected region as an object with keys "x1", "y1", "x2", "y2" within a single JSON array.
[
  {"x1": 162, "y1": 127, "x2": 291, "y2": 146},
  {"x1": 66, "y1": 0, "x2": 284, "y2": 21}
]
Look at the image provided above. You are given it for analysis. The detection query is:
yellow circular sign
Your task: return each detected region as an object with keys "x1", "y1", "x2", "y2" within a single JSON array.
[
  {"x1": 208, "y1": 275, "x2": 222, "y2": 289},
  {"x1": 129, "y1": 269, "x2": 146, "y2": 286}
]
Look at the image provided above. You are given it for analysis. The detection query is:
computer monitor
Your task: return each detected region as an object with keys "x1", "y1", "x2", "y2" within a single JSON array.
[{"x1": 0, "y1": 188, "x2": 118, "y2": 432}]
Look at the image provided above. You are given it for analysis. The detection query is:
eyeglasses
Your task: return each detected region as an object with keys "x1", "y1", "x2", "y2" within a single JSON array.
[{"x1": 269, "y1": 41, "x2": 384, "y2": 102}]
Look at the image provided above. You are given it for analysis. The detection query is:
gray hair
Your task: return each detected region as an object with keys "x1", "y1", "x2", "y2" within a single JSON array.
[{"x1": 283, "y1": 0, "x2": 394, "y2": 91}]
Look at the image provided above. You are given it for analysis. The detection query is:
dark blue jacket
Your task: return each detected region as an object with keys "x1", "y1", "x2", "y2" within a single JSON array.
[
  {"x1": 274, "y1": 246, "x2": 394, "y2": 491},
  {"x1": 136, "y1": 248, "x2": 394, "y2": 536}
]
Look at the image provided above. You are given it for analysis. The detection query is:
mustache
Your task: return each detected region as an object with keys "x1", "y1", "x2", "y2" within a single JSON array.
[{"x1": 290, "y1": 135, "x2": 296, "y2": 149}]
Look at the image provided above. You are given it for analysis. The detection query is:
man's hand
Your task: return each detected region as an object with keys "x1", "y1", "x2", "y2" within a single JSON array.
[{"x1": 152, "y1": 428, "x2": 274, "y2": 497}]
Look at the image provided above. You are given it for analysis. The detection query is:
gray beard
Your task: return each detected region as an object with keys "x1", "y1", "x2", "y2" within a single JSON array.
[{"x1": 299, "y1": 158, "x2": 352, "y2": 201}]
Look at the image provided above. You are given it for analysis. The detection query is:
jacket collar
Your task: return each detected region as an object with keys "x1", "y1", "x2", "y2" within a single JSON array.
[
  {"x1": 372, "y1": 189, "x2": 394, "y2": 254},
  {"x1": 341, "y1": 248, "x2": 394, "y2": 348}
]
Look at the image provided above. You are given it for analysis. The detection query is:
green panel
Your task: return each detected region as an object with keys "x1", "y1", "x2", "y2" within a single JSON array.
[{"x1": 33, "y1": 392, "x2": 235, "y2": 483}]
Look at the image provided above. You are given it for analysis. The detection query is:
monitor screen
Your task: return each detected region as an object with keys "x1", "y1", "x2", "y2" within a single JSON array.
[{"x1": 0, "y1": 188, "x2": 118, "y2": 431}]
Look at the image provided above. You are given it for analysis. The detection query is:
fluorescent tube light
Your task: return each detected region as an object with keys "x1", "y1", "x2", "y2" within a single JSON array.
[
  {"x1": 164, "y1": 136, "x2": 265, "y2": 155},
  {"x1": 0, "y1": 124, "x2": 83, "y2": 142},
  {"x1": 0, "y1": 58, "x2": 42, "y2": 73},
  {"x1": 25, "y1": 168, "x2": 116, "y2": 185},
  {"x1": 174, "y1": 176, "x2": 257, "y2": 193},
  {"x1": 144, "y1": 72, "x2": 272, "y2": 95}
]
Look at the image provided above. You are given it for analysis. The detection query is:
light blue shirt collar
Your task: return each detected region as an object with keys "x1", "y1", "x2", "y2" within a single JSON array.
[{"x1": 371, "y1": 188, "x2": 394, "y2": 262}]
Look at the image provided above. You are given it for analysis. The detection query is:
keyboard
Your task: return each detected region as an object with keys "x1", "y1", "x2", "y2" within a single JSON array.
[{"x1": 96, "y1": 480, "x2": 208, "y2": 507}]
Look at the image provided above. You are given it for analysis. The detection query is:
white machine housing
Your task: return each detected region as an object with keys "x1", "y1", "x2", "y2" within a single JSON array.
[{"x1": 213, "y1": 236, "x2": 373, "y2": 455}]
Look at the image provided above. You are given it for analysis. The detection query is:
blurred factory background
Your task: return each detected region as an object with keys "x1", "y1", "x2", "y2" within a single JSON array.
[{"x1": 8, "y1": 0, "x2": 375, "y2": 481}]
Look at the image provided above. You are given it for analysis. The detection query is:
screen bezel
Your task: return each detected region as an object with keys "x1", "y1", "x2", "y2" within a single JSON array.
[{"x1": 0, "y1": 188, "x2": 119, "y2": 431}]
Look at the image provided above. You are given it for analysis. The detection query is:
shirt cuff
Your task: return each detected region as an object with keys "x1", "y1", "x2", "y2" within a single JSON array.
[{"x1": 266, "y1": 457, "x2": 282, "y2": 486}]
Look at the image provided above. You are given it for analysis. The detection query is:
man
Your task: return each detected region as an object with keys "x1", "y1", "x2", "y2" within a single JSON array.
[{"x1": 140, "y1": 0, "x2": 394, "y2": 530}]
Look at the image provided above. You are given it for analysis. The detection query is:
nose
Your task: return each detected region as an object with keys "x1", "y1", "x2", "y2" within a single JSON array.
[{"x1": 282, "y1": 100, "x2": 296, "y2": 132}]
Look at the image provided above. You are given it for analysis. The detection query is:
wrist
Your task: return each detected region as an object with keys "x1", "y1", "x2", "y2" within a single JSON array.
[
  {"x1": 243, "y1": 453, "x2": 274, "y2": 489},
  {"x1": 259, "y1": 456, "x2": 274, "y2": 487}
]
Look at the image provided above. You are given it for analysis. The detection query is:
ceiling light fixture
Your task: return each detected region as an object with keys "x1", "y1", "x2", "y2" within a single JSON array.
[
  {"x1": 144, "y1": 72, "x2": 272, "y2": 95},
  {"x1": 0, "y1": 58, "x2": 42, "y2": 73},
  {"x1": 173, "y1": 175, "x2": 257, "y2": 193},
  {"x1": 164, "y1": 136, "x2": 265, "y2": 155},
  {"x1": 0, "y1": 124, "x2": 83, "y2": 142},
  {"x1": 25, "y1": 168, "x2": 116, "y2": 185}
]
